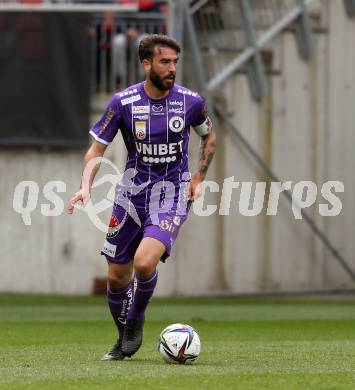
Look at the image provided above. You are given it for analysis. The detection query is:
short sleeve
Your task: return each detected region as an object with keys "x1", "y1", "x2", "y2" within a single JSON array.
[
  {"x1": 89, "y1": 95, "x2": 121, "y2": 145},
  {"x1": 190, "y1": 95, "x2": 213, "y2": 137}
]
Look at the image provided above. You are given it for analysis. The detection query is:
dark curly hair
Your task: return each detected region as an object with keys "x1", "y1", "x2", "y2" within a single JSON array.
[{"x1": 138, "y1": 34, "x2": 181, "y2": 62}]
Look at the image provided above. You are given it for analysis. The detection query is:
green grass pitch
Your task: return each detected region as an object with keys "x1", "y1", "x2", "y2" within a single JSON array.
[{"x1": 0, "y1": 294, "x2": 355, "y2": 389}]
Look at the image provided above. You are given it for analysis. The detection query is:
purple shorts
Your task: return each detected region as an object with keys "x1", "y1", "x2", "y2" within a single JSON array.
[{"x1": 101, "y1": 203, "x2": 191, "y2": 264}]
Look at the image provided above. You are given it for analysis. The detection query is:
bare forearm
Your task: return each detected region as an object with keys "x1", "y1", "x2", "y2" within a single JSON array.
[
  {"x1": 197, "y1": 130, "x2": 216, "y2": 179},
  {"x1": 68, "y1": 141, "x2": 106, "y2": 214},
  {"x1": 81, "y1": 142, "x2": 106, "y2": 192}
]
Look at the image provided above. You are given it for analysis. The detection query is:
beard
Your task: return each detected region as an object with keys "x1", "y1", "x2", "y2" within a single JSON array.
[{"x1": 149, "y1": 67, "x2": 175, "y2": 91}]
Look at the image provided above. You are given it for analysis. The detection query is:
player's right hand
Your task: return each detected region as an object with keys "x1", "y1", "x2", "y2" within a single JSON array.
[{"x1": 67, "y1": 189, "x2": 90, "y2": 215}]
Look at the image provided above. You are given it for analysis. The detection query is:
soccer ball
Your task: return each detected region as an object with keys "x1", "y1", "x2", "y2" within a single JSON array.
[{"x1": 158, "y1": 323, "x2": 201, "y2": 364}]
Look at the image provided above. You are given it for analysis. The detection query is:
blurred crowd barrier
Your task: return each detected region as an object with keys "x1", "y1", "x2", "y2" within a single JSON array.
[
  {"x1": 91, "y1": 1, "x2": 168, "y2": 94},
  {"x1": 0, "y1": 0, "x2": 168, "y2": 94}
]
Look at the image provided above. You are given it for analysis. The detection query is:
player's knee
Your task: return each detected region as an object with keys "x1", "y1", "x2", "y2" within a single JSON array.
[
  {"x1": 134, "y1": 254, "x2": 156, "y2": 279},
  {"x1": 107, "y1": 273, "x2": 131, "y2": 289}
]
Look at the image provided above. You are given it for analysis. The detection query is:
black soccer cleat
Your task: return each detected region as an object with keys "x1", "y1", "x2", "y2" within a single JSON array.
[
  {"x1": 121, "y1": 318, "x2": 145, "y2": 357},
  {"x1": 101, "y1": 339, "x2": 126, "y2": 361}
]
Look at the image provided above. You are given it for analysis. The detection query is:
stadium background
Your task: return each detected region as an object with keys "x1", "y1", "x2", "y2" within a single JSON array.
[
  {"x1": 1, "y1": 2, "x2": 355, "y2": 389},
  {"x1": 1, "y1": 0, "x2": 355, "y2": 296}
]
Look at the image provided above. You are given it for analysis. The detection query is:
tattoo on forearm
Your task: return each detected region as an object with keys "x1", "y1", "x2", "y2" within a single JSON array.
[{"x1": 198, "y1": 134, "x2": 216, "y2": 178}]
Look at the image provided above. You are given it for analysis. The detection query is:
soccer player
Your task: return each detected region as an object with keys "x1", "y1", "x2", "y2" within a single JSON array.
[{"x1": 68, "y1": 34, "x2": 216, "y2": 361}]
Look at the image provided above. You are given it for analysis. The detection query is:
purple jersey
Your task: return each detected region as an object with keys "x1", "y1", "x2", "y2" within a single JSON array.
[{"x1": 90, "y1": 82, "x2": 211, "y2": 211}]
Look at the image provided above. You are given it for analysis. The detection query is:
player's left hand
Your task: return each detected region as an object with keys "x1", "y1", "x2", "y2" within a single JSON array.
[{"x1": 188, "y1": 172, "x2": 204, "y2": 201}]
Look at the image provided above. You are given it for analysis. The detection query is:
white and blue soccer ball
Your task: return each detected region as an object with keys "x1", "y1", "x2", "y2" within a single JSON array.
[{"x1": 158, "y1": 323, "x2": 201, "y2": 364}]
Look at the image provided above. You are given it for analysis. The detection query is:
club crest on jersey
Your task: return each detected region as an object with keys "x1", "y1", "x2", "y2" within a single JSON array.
[
  {"x1": 107, "y1": 215, "x2": 120, "y2": 238},
  {"x1": 135, "y1": 121, "x2": 146, "y2": 140},
  {"x1": 169, "y1": 116, "x2": 184, "y2": 133}
]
